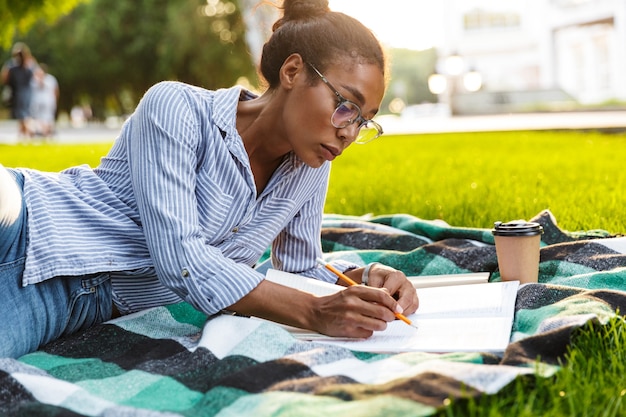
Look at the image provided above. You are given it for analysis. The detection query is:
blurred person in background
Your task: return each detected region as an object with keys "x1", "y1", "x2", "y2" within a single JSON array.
[
  {"x1": 30, "y1": 63, "x2": 59, "y2": 138},
  {"x1": 1, "y1": 42, "x2": 37, "y2": 139}
]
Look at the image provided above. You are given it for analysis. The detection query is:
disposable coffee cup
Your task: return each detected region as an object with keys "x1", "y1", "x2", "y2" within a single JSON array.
[{"x1": 492, "y1": 220, "x2": 543, "y2": 284}]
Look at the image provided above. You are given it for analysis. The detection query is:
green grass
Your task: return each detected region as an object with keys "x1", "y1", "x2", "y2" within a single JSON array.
[
  {"x1": 2, "y1": 129, "x2": 626, "y2": 415},
  {"x1": 1, "y1": 142, "x2": 113, "y2": 171},
  {"x1": 327, "y1": 130, "x2": 626, "y2": 234},
  {"x1": 3, "y1": 130, "x2": 625, "y2": 234},
  {"x1": 440, "y1": 317, "x2": 626, "y2": 417}
]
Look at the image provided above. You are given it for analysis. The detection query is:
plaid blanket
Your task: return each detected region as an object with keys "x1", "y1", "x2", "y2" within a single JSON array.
[{"x1": 2, "y1": 210, "x2": 625, "y2": 416}]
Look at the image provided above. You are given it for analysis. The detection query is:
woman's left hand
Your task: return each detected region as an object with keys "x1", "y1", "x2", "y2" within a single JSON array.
[{"x1": 345, "y1": 263, "x2": 419, "y2": 315}]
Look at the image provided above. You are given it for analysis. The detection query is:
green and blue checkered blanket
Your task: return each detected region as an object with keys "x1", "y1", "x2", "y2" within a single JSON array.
[{"x1": 2, "y1": 210, "x2": 625, "y2": 416}]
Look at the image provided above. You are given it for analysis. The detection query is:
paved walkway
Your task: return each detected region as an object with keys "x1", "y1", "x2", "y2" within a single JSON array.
[
  {"x1": 380, "y1": 110, "x2": 626, "y2": 135},
  {"x1": 1, "y1": 110, "x2": 625, "y2": 144},
  {"x1": 0, "y1": 120, "x2": 120, "y2": 145}
]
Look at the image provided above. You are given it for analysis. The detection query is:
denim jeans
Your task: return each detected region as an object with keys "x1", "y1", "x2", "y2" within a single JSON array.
[{"x1": 0, "y1": 166, "x2": 112, "y2": 358}]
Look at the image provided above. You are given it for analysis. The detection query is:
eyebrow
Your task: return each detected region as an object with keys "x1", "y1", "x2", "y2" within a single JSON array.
[
  {"x1": 340, "y1": 84, "x2": 365, "y2": 106},
  {"x1": 339, "y1": 84, "x2": 379, "y2": 117}
]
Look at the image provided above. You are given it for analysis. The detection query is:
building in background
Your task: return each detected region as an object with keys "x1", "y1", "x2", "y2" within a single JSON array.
[{"x1": 435, "y1": 0, "x2": 626, "y2": 114}]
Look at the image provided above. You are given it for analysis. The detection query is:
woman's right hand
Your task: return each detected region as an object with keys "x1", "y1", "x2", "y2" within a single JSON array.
[
  {"x1": 309, "y1": 285, "x2": 403, "y2": 338},
  {"x1": 227, "y1": 279, "x2": 405, "y2": 339}
]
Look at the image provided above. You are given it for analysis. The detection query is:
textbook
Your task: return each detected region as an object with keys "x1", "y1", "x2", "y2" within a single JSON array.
[{"x1": 262, "y1": 269, "x2": 519, "y2": 353}]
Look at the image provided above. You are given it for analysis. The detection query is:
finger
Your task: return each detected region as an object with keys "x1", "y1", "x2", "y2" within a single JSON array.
[
  {"x1": 317, "y1": 296, "x2": 391, "y2": 337},
  {"x1": 342, "y1": 285, "x2": 401, "y2": 320},
  {"x1": 365, "y1": 266, "x2": 419, "y2": 313},
  {"x1": 395, "y1": 284, "x2": 420, "y2": 315},
  {"x1": 340, "y1": 310, "x2": 389, "y2": 335},
  {"x1": 366, "y1": 265, "x2": 404, "y2": 292}
]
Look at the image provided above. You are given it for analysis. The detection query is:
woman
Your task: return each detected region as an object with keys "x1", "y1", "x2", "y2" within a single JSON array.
[
  {"x1": 1, "y1": 43, "x2": 35, "y2": 139},
  {"x1": 0, "y1": 0, "x2": 419, "y2": 358}
]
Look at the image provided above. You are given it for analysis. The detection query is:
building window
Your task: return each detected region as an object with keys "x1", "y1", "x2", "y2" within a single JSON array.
[{"x1": 464, "y1": 9, "x2": 521, "y2": 31}]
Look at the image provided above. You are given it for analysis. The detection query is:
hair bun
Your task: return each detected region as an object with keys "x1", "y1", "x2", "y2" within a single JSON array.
[
  {"x1": 261, "y1": 0, "x2": 384, "y2": 88},
  {"x1": 282, "y1": 0, "x2": 329, "y2": 21}
]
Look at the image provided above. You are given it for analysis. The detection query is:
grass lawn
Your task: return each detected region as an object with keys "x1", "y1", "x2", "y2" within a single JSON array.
[
  {"x1": 4, "y1": 130, "x2": 624, "y2": 234},
  {"x1": 2, "y1": 129, "x2": 626, "y2": 415},
  {"x1": 326, "y1": 130, "x2": 626, "y2": 235}
]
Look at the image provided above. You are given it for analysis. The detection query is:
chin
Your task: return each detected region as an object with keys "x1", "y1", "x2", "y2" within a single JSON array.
[
  {"x1": 295, "y1": 150, "x2": 327, "y2": 169},
  {"x1": 303, "y1": 159, "x2": 325, "y2": 169}
]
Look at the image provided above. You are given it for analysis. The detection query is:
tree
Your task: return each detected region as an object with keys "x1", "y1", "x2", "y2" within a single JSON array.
[
  {"x1": 381, "y1": 48, "x2": 438, "y2": 114},
  {"x1": 0, "y1": 0, "x2": 87, "y2": 49},
  {"x1": 15, "y1": 0, "x2": 257, "y2": 118}
]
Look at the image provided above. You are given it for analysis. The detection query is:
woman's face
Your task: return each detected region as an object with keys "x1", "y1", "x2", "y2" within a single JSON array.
[{"x1": 285, "y1": 61, "x2": 385, "y2": 168}]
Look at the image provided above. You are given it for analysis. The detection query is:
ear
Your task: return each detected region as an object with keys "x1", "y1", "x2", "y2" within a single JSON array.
[{"x1": 279, "y1": 53, "x2": 306, "y2": 90}]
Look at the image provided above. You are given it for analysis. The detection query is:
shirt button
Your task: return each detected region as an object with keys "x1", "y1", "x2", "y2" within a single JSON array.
[
  {"x1": 181, "y1": 268, "x2": 190, "y2": 278},
  {"x1": 232, "y1": 226, "x2": 239, "y2": 233}
]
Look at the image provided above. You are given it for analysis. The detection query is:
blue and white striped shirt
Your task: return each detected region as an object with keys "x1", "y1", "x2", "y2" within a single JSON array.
[{"x1": 18, "y1": 82, "x2": 353, "y2": 315}]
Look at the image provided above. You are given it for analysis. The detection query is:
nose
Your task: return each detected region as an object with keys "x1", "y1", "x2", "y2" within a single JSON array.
[{"x1": 337, "y1": 122, "x2": 360, "y2": 145}]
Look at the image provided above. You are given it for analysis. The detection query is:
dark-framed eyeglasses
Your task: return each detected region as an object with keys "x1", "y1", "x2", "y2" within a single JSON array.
[{"x1": 308, "y1": 63, "x2": 383, "y2": 144}]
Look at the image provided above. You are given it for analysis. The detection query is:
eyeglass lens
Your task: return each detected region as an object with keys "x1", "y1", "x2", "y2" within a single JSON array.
[
  {"x1": 356, "y1": 123, "x2": 379, "y2": 144},
  {"x1": 331, "y1": 102, "x2": 360, "y2": 128},
  {"x1": 331, "y1": 102, "x2": 380, "y2": 144}
]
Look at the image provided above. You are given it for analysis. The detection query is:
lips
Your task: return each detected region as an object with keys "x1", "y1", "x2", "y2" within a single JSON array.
[{"x1": 322, "y1": 144, "x2": 341, "y2": 160}]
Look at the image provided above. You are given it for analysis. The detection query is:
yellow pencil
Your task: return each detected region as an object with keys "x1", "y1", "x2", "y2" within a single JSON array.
[{"x1": 316, "y1": 258, "x2": 418, "y2": 329}]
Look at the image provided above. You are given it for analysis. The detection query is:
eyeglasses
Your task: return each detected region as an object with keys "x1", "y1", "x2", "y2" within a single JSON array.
[{"x1": 308, "y1": 63, "x2": 383, "y2": 144}]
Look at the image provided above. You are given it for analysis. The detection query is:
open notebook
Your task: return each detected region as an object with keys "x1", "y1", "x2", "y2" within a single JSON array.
[{"x1": 259, "y1": 269, "x2": 519, "y2": 353}]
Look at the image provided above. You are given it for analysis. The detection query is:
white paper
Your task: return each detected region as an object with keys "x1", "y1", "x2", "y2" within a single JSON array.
[
  {"x1": 262, "y1": 269, "x2": 519, "y2": 353},
  {"x1": 265, "y1": 269, "x2": 343, "y2": 296},
  {"x1": 409, "y1": 272, "x2": 489, "y2": 288}
]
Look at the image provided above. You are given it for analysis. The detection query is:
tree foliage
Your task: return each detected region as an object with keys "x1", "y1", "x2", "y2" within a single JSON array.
[
  {"x1": 381, "y1": 47, "x2": 438, "y2": 113},
  {"x1": 3, "y1": 0, "x2": 438, "y2": 120},
  {"x1": 8, "y1": 0, "x2": 256, "y2": 118},
  {"x1": 0, "y1": 0, "x2": 88, "y2": 49}
]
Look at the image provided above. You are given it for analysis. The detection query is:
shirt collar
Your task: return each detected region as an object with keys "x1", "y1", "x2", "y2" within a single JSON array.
[{"x1": 212, "y1": 86, "x2": 305, "y2": 171}]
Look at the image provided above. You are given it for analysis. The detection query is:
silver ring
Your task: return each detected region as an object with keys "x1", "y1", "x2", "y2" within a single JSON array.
[{"x1": 362, "y1": 262, "x2": 380, "y2": 286}]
